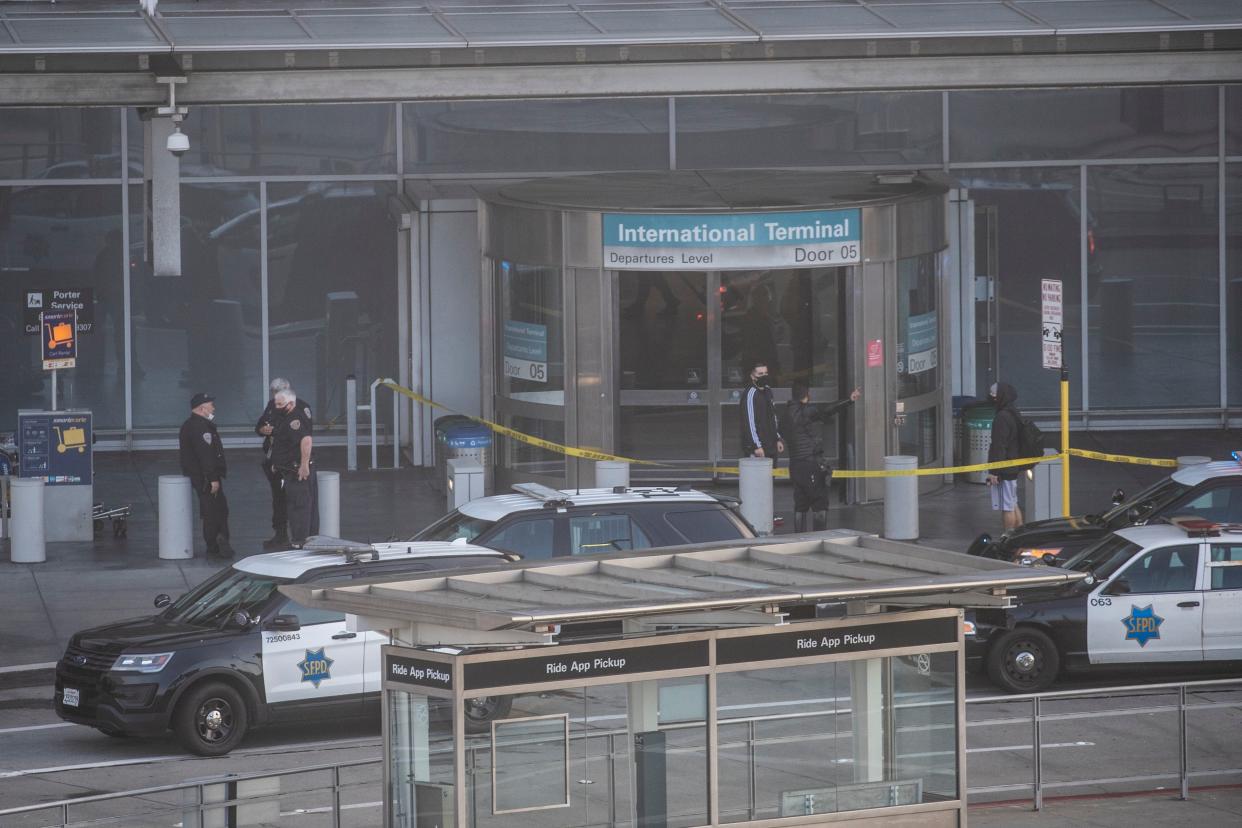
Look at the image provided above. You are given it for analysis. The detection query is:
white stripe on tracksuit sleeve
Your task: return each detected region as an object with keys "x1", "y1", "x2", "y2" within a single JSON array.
[{"x1": 745, "y1": 387, "x2": 762, "y2": 448}]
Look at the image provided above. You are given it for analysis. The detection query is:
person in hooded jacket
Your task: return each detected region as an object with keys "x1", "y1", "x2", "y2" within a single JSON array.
[
  {"x1": 784, "y1": 381, "x2": 861, "y2": 532},
  {"x1": 986, "y1": 381, "x2": 1025, "y2": 530}
]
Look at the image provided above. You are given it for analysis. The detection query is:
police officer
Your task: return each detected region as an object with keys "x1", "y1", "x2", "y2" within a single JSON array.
[
  {"x1": 784, "y1": 382, "x2": 861, "y2": 532},
  {"x1": 739, "y1": 360, "x2": 784, "y2": 462},
  {"x1": 269, "y1": 387, "x2": 318, "y2": 547},
  {"x1": 178, "y1": 392, "x2": 233, "y2": 558},
  {"x1": 255, "y1": 378, "x2": 316, "y2": 549}
]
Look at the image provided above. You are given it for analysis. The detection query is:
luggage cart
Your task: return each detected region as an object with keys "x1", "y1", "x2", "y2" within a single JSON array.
[{"x1": 93, "y1": 503, "x2": 131, "y2": 538}]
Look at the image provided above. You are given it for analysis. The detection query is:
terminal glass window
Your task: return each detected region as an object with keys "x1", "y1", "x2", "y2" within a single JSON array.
[
  {"x1": 498, "y1": 262, "x2": 564, "y2": 399},
  {"x1": 1227, "y1": 164, "x2": 1242, "y2": 406},
  {"x1": 389, "y1": 690, "x2": 456, "y2": 828},
  {"x1": 619, "y1": 271, "x2": 706, "y2": 390},
  {"x1": 950, "y1": 86, "x2": 1218, "y2": 162},
  {"x1": 0, "y1": 107, "x2": 124, "y2": 179},
  {"x1": 717, "y1": 655, "x2": 957, "y2": 822},
  {"x1": 1087, "y1": 164, "x2": 1219, "y2": 409},
  {"x1": 897, "y1": 253, "x2": 939, "y2": 398}
]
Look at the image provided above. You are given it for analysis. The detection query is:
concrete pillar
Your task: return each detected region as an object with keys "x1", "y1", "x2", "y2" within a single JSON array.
[
  {"x1": 738, "y1": 457, "x2": 774, "y2": 537},
  {"x1": 883, "y1": 456, "x2": 918, "y2": 541},
  {"x1": 595, "y1": 460, "x2": 630, "y2": 489},
  {"x1": 850, "y1": 658, "x2": 886, "y2": 783},
  {"x1": 1024, "y1": 449, "x2": 1062, "y2": 522},
  {"x1": 317, "y1": 470, "x2": 340, "y2": 537},
  {"x1": 10, "y1": 478, "x2": 46, "y2": 564},
  {"x1": 149, "y1": 117, "x2": 183, "y2": 277},
  {"x1": 1177, "y1": 455, "x2": 1211, "y2": 470},
  {"x1": 158, "y1": 475, "x2": 193, "y2": 560},
  {"x1": 447, "y1": 458, "x2": 485, "y2": 511}
]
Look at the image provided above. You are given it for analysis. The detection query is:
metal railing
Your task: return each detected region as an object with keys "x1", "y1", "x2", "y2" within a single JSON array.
[{"x1": 3, "y1": 677, "x2": 1240, "y2": 826}]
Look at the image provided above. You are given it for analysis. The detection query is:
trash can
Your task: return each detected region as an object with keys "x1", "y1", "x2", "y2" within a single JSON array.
[
  {"x1": 433, "y1": 415, "x2": 473, "y2": 492},
  {"x1": 963, "y1": 403, "x2": 996, "y2": 484},
  {"x1": 441, "y1": 421, "x2": 493, "y2": 497}
]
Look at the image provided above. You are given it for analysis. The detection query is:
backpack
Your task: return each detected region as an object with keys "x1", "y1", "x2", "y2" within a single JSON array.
[{"x1": 1017, "y1": 416, "x2": 1045, "y2": 460}]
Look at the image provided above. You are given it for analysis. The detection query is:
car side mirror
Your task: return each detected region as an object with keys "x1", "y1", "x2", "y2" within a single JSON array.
[
  {"x1": 266, "y1": 614, "x2": 301, "y2": 632},
  {"x1": 232, "y1": 610, "x2": 254, "y2": 628},
  {"x1": 1105, "y1": 577, "x2": 1131, "y2": 596},
  {"x1": 154, "y1": 593, "x2": 172, "y2": 609},
  {"x1": 1111, "y1": 488, "x2": 1126, "y2": 506}
]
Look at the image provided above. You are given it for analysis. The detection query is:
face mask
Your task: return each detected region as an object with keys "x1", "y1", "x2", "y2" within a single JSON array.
[
  {"x1": 205, "y1": 413, "x2": 214, "y2": 421},
  {"x1": 754, "y1": 375, "x2": 770, "y2": 388}
]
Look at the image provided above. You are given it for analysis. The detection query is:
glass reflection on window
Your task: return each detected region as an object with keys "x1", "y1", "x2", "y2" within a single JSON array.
[
  {"x1": 619, "y1": 271, "x2": 706, "y2": 390},
  {"x1": 897, "y1": 254, "x2": 939, "y2": 398},
  {"x1": 498, "y1": 261, "x2": 564, "y2": 401}
]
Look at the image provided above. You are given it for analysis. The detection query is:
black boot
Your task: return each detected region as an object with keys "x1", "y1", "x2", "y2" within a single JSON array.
[
  {"x1": 263, "y1": 532, "x2": 289, "y2": 550},
  {"x1": 794, "y1": 511, "x2": 808, "y2": 532},
  {"x1": 813, "y1": 511, "x2": 828, "y2": 531}
]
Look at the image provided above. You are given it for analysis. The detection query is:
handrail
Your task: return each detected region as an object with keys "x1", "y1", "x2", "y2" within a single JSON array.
[{"x1": 967, "y1": 676, "x2": 1242, "y2": 704}]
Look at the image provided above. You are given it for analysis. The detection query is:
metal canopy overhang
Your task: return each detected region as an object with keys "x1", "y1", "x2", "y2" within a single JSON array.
[{"x1": 279, "y1": 532, "x2": 1087, "y2": 637}]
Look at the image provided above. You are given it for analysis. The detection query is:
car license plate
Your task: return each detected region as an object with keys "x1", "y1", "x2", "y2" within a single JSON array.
[{"x1": 63, "y1": 687, "x2": 80, "y2": 708}]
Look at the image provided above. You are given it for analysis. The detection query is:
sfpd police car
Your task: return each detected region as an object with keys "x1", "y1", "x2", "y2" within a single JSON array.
[
  {"x1": 968, "y1": 520, "x2": 1242, "y2": 692},
  {"x1": 54, "y1": 538, "x2": 509, "y2": 756},
  {"x1": 413, "y1": 483, "x2": 755, "y2": 556}
]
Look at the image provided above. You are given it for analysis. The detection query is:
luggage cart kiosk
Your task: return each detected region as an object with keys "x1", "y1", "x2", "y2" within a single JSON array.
[{"x1": 283, "y1": 532, "x2": 1085, "y2": 828}]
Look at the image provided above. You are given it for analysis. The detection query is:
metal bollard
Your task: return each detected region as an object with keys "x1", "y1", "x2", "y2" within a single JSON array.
[
  {"x1": 158, "y1": 475, "x2": 194, "y2": 560},
  {"x1": 346, "y1": 376, "x2": 358, "y2": 472},
  {"x1": 447, "y1": 458, "x2": 486, "y2": 511},
  {"x1": 738, "y1": 457, "x2": 774, "y2": 537},
  {"x1": 10, "y1": 478, "x2": 47, "y2": 563},
  {"x1": 1024, "y1": 449, "x2": 1062, "y2": 522},
  {"x1": 595, "y1": 461, "x2": 630, "y2": 489},
  {"x1": 1176, "y1": 455, "x2": 1211, "y2": 470},
  {"x1": 317, "y1": 470, "x2": 341, "y2": 538},
  {"x1": 883, "y1": 456, "x2": 919, "y2": 541}
]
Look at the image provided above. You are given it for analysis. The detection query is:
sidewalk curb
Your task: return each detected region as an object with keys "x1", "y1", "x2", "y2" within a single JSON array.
[{"x1": 0, "y1": 662, "x2": 56, "y2": 691}]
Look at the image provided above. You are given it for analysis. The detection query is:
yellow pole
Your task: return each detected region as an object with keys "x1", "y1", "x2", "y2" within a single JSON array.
[{"x1": 1061, "y1": 368, "x2": 1071, "y2": 516}]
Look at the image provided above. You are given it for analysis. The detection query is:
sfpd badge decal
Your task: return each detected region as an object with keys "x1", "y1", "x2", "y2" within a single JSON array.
[
  {"x1": 298, "y1": 648, "x2": 334, "y2": 687},
  {"x1": 1122, "y1": 604, "x2": 1164, "y2": 647}
]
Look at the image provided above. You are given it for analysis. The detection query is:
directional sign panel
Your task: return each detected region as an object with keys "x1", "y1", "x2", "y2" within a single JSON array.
[{"x1": 1041, "y1": 279, "x2": 1063, "y2": 370}]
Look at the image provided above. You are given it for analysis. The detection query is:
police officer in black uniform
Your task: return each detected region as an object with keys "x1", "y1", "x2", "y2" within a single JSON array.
[
  {"x1": 269, "y1": 387, "x2": 317, "y2": 547},
  {"x1": 255, "y1": 378, "x2": 317, "y2": 549},
  {"x1": 784, "y1": 381, "x2": 861, "y2": 532},
  {"x1": 178, "y1": 392, "x2": 233, "y2": 558}
]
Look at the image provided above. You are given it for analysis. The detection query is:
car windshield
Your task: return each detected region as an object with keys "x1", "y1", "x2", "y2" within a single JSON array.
[
  {"x1": 1101, "y1": 477, "x2": 1190, "y2": 529},
  {"x1": 1058, "y1": 534, "x2": 1141, "y2": 579},
  {"x1": 412, "y1": 511, "x2": 497, "y2": 543},
  {"x1": 162, "y1": 568, "x2": 288, "y2": 627}
]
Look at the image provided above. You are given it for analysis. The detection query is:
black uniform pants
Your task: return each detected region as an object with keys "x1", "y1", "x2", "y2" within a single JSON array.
[
  {"x1": 282, "y1": 472, "x2": 315, "y2": 544},
  {"x1": 790, "y1": 457, "x2": 830, "y2": 513},
  {"x1": 196, "y1": 484, "x2": 230, "y2": 553},
  {"x1": 263, "y1": 460, "x2": 287, "y2": 536}
]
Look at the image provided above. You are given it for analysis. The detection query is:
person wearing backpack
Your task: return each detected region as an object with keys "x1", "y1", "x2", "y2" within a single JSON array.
[{"x1": 986, "y1": 382, "x2": 1026, "y2": 531}]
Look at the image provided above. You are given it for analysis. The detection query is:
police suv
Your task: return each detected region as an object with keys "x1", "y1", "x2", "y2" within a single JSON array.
[
  {"x1": 54, "y1": 538, "x2": 509, "y2": 756},
  {"x1": 968, "y1": 520, "x2": 1242, "y2": 692},
  {"x1": 970, "y1": 460, "x2": 1242, "y2": 565},
  {"x1": 414, "y1": 483, "x2": 755, "y2": 555}
]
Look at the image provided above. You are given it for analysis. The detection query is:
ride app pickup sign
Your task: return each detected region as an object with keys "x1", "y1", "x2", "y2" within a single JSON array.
[{"x1": 603, "y1": 209, "x2": 862, "y2": 271}]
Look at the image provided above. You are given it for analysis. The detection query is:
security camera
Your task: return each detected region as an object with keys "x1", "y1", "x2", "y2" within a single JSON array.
[{"x1": 166, "y1": 126, "x2": 189, "y2": 157}]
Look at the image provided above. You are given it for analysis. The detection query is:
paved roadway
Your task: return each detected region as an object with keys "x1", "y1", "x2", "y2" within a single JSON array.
[{"x1": 2, "y1": 670, "x2": 1239, "y2": 823}]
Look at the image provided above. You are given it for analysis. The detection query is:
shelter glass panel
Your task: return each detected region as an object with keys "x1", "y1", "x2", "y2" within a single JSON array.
[
  {"x1": 1227, "y1": 86, "x2": 1242, "y2": 156},
  {"x1": 676, "y1": 93, "x2": 942, "y2": 168},
  {"x1": 1087, "y1": 164, "x2": 1219, "y2": 409},
  {"x1": 389, "y1": 690, "x2": 456, "y2": 828},
  {"x1": 0, "y1": 107, "x2": 124, "y2": 180},
  {"x1": 957, "y1": 167, "x2": 1083, "y2": 409},
  {"x1": 0, "y1": 184, "x2": 125, "y2": 430},
  {"x1": 180, "y1": 104, "x2": 397, "y2": 177},
  {"x1": 404, "y1": 100, "x2": 669, "y2": 173},
  {"x1": 949, "y1": 86, "x2": 1218, "y2": 162},
  {"x1": 132, "y1": 182, "x2": 261, "y2": 428},
  {"x1": 265, "y1": 181, "x2": 400, "y2": 429},
  {"x1": 1227, "y1": 165, "x2": 1242, "y2": 406}
]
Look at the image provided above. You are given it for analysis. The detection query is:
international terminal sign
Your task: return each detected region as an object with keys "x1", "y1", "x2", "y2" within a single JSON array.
[{"x1": 603, "y1": 209, "x2": 862, "y2": 271}]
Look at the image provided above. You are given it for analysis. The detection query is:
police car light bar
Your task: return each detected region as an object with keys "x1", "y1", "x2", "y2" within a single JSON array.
[
  {"x1": 299, "y1": 535, "x2": 381, "y2": 563},
  {"x1": 512, "y1": 482, "x2": 575, "y2": 509},
  {"x1": 1232, "y1": 450, "x2": 1242, "y2": 465}
]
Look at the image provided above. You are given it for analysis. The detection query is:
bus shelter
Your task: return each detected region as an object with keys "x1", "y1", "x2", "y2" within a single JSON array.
[{"x1": 282, "y1": 531, "x2": 1085, "y2": 828}]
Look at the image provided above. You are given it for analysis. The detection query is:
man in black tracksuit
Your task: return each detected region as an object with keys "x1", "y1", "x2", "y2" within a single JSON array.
[
  {"x1": 178, "y1": 392, "x2": 232, "y2": 558},
  {"x1": 784, "y1": 382, "x2": 861, "y2": 532},
  {"x1": 739, "y1": 360, "x2": 784, "y2": 461}
]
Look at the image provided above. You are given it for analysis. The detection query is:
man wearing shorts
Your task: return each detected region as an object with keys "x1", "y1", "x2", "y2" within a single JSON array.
[{"x1": 986, "y1": 382, "x2": 1025, "y2": 531}]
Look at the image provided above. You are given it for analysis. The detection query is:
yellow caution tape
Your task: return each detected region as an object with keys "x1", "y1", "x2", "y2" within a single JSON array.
[
  {"x1": 1067, "y1": 448, "x2": 1177, "y2": 468},
  {"x1": 381, "y1": 380, "x2": 1066, "y2": 479}
]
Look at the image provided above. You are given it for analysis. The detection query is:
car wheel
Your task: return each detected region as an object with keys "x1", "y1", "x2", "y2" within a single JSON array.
[
  {"x1": 174, "y1": 681, "x2": 248, "y2": 756},
  {"x1": 987, "y1": 627, "x2": 1060, "y2": 693},
  {"x1": 463, "y1": 695, "x2": 513, "y2": 734}
]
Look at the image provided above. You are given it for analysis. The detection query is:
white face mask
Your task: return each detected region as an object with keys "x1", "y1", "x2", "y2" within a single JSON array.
[{"x1": 205, "y1": 413, "x2": 215, "y2": 421}]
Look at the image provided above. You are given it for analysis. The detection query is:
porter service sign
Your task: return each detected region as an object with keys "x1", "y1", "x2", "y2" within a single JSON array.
[{"x1": 604, "y1": 210, "x2": 861, "y2": 271}]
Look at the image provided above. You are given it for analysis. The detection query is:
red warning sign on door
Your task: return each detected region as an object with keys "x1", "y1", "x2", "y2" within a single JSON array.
[{"x1": 867, "y1": 339, "x2": 883, "y2": 368}]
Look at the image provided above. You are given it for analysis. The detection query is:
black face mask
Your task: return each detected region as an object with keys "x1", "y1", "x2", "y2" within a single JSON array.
[{"x1": 754, "y1": 375, "x2": 770, "y2": 389}]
